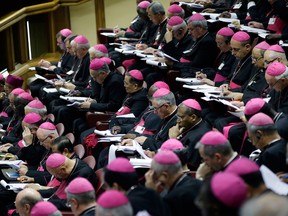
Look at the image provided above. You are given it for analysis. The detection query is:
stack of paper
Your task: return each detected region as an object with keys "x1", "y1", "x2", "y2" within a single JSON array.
[
  {"x1": 0, "y1": 180, "x2": 40, "y2": 193},
  {"x1": 176, "y1": 77, "x2": 203, "y2": 85}
]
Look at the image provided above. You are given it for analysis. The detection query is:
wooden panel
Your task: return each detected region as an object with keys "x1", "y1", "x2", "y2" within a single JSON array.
[
  {"x1": 13, "y1": 19, "x2": 28, "y2": 64},
  {"x1": 95, "y1": 0, "x2": 105, "y2": 43}
]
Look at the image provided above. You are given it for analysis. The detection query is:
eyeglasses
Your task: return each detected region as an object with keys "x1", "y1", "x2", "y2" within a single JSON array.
[
  {"x1": 39, "y1": 134, "x2": 50, "y2": 143},
  {"x1": 66, "y1": 200, "x2": 72, "y2": 208},
  {"x1": 264, "y1": 58, "x2": 278, "y2": 65},
  {"x1": 252, "y1": 56, "x2": 263, "y2": 62},
  {"x1": 153, "y1": 104, "x2": 165, "y2": 111}
]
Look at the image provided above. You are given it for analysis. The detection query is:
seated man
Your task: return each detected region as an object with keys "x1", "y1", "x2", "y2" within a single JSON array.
[
  {"x1": 45, "y1": 153, "x2": 98, "y2": 210},
  {"x1": 246, "y1": 112, "x2": 287, "y2": 174}
]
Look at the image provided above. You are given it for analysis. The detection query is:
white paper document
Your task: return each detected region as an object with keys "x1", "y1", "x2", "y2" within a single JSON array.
[
  {"x1": 94, "y1": 129, "x2": 125, "y2": 137},
  {"x1": 43, "y1": 87, "x2": 58, "y2": 93},
  {"x1": 100, "y1": 32, "x2": 116, "y2": 37},
  {"x1": 0, "y1": 180, "x2": 40, "y2": 192},
  {"x1": 34, "y1": 74, "x2": 53, "y2": 84},
  {"x1": 146, "y1": 59, "x2": 167, "y2": 68},
  {"x1": 240, "y1": 25, "x2": 270, "y2": 34},
  {"x1": 59, "y1": 96, "x2": 88, "y2": 102},
  {"x1": 176, "y1": 77, "x2": 203, "y2": 85},
  {"x1": 116, "y1": 113, "x2": 135, "y2": 118},
  {"x1": 129, "y1": 158, "x2": 152, "y2": 168},
  {"x1": 260, "y1": 165, "x2": 288, "y2": 196}
]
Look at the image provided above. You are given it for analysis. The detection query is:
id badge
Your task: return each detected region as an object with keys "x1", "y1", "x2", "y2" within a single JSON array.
[
  {"x1": 218, "y1": 62, "x2": 224, "y2": 70},
  {"x1": 135, "y1": 126, "x2": 145, "y2": 134},
  {"x1": 268, "y1": 18, "x2": 276, "y2": 25},
  {"x1": 57, "y1": 61, "x2": 62, "y2": 67},
  {"x1": 66, "y1": 70, "x2": 74, "y2": 75},
  {"x1": 117, "y1": 107, "x2": 124, "y2": 112}
]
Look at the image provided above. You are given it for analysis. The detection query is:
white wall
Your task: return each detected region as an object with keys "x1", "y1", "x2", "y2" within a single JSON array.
[{"x1": 69, "y1": 0, "x2": 97, "y2": 46}]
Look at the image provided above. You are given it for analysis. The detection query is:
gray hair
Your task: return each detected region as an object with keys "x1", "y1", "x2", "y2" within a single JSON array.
[
  {"x1": 97, "y1": 203, "x2": 133, "y2": 216},
  {"x1": 153, "y1": 91, "x2": 176, "y2": 106},
  {"x1": 246, "y1": 124, "x2": 277, "y2": 135},
  {"x1": 88, "y1": 46, "x2": 109, "y2": 58},
  {"x1": 66, "y1": 190, "x2": 96, "y2": 205},
  {"x1": 148, "y1": 1, "x2": 165, "y2": 15},
  {"x1": 24, "y1": 105, "x2": 47, "y2": 118},
  {"x1": 48, "y1": 211, "x2": 63, "y2": 216},
  {"x1": 188, "y1": 20, "x2": 208, "y2": 30},
  {"x1": 93, "y1": 63, "x2": 110, "y2": 74},
  {"x1": 151, "y1": 159, "x2": 182, "y2": 175},
  {"x1": 197, "y1": 141, "x2": 233, "y2": 158}
]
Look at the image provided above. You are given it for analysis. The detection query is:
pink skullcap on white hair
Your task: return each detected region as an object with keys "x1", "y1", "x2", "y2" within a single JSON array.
[
  {"x1": 97, "y1": 190, "x2": 129, "y2": 208},
  {"x1": 11, "y1": 88, "x2": 25, "y2": 96},
  {"x1": 66, "y1": 177, "x2": 94, "y2": 194},
  {"x1": 211, "y1": 172, "x2": 247, "y2": 208},
  {"x1": 106, "y1": 157, "x2": 135, "y2": 173},
  {"x1": 23, "y1": 112, "x2": 42, "y2": 124},
  {"x1": 18, "y1": 92, "x2": 33, "y2": 101},
  {"x1": 60, "y1": 28, "x2": 72, "y2": 38},
  {"x1": 248, "y1": 112, "x2": 274, "y2": 126},
  {"x1": 39, "y1": 122, "x2": 56, "y2": 130},
  {"x1": 182, "y1": 99, "x2": 201, "y2": 111},
  {"x1": 254, "y1": 41, "x2": 270, "y2": 50},
  {"x1": 217, "y1": 27, "x2": 234, "y2": 37},
  {"x1": 31, "y1": 201, "x2": 58, "y2": 216},
  {"x1": 153, "y1": 81, "x2": 170, "y2": 90},
  {"x1": 138, "y1": 1, "x2": 151, "y2": 9},
  {"x1": 160, "y1": 138, "x2": 184, "y2": 151},
  {"x1": 90, "y1": 59, "x2": 106, "y2": 71},
  {"x1": 168, "y1": 4, "x2": 183, "y2": 13},
  {"x1": 95, "y1": 44, "x2": 108, "y2": 54},
  {"x1": 154, "y1": 150, "x2": 180, "y2": 164},
  {"x1": 100, "y1": 57, "x2": 112, "y2": 65},
  {"x1": 74, "y1": 35, "x2": 89, "y2": 44},
  {"x1": 244, "y1": 98, "x2": 265, "y2": 115},
  {"x1": 152, "y1": 88, "x2": 170, "y2": 98},
  {"x1": 267, "y1": 44, "x2": 284, "y2": 53},
  {"x1": 46, "y1": 153, "x2": 66, "y2": 169},
  {"x1": 128, "y1": 70, "x2": 144, "y2": 80},
  {"x1": 200, "y1": 131, "x2": 227, "y2": 145},
  {"x1": 189, "y1": 13, "x2": 205, "y2": 21},
  {"x1": 266, "y1": 61, "x2": 287, "y2": 76},
  {"x1": 232, "y1": 31, "x2": 250, "y2": 41},
  {"x1": 27, "y1": 99, "x2": 45, "y2": 109},
  {"x1": 167, "y1": 16, "x2": 184, "y2": 26}
]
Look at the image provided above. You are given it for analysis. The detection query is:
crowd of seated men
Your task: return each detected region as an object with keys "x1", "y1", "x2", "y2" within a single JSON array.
[{"x1": 0, "y1": 0, "x2": 288, "y2": 215}]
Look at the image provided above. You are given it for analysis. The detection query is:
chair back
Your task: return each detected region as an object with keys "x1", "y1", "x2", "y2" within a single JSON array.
[
  {"x1": 74, "y1": 144, "x2": 85, "y2": 159},
  {"x1": 82, "y1": 155, "x2": 96, "y2": 170},
  {"x1": 56, "y1": 122, "x2": 65, "y2": 136}
]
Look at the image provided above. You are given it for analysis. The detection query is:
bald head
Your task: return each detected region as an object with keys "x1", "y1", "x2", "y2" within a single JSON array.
[{"x1": 15, "y1": 188, "x2": 43, "y2": 216}]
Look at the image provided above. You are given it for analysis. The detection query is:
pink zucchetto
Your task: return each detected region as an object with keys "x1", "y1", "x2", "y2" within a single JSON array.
[
  {"x1": 152, "y1": 88, "x2": 170, "y2": 98},
  {"x1": 182, "y1": 99, "x2": 202, "y2": 111},
  {"x1": 232, "y1": 31, "x2": 250, "y2": 41},
  {"x1": 225, "y1": 157, "x2": 259, "y2": 176},
  {"x1": 90, "y1": 59, "x2": 106, "y2": 71},
  {"x1": 27, "y1": 99, "x2": 45, "y2": 109},
  {"x1": 0, "y1": 74, "x2": 4, "y2": 81},
  {"x1": 100, "y1": 57, "x2": 112, "y2": 65},
  {"x1": 244, "y1": 98, "x2": 265, "y2": 116},
  {"x1": 106, "y1": 157, "x2": 135, "y2": 173},
  {"x1": 168, "y1": 4, "x2": 183, "y2": 13},
  {"x1": 11, "y1": 88, "x2": 25, "y2": 96},
  {"x1": 66, "y1": 177, "x2": 94, "y2": 194},
  {"x1": 247, "y1": 112, "x2": 274, "y2": 126},
  {"x1": 95, "y1": 44, "x2": 108, "y2": 54},
  {"x1": 97, "y1": 190, "x2": 129, "y2": 208},
  {"x1": 254, "y1": 41, "x2": 270, "y2": 50},
  {"x1": 138, "y1": 0, "x2": 151, "y2": 9},
  {"x1": 46, "y1": 153, "x2": 66, "y2": 169},
  {"x1": 39, "y1": 122, "x2": 56, "y2": 130},
  {"x1": 23, "y1": 112, "x2": 42, "y2": 124},
  {"x1": 6, "y1": 75, "x2": 24, "y2": 88},
  {"x1": 60, "y1": 28, "x2": 72, "y2": 38},
  {"x1": 153, "y1": 81, "x2": 170, "y2": 90},
  {"x1": 211, "y1": 172, "x2": 247, "y2": 208},
  {"x1": 189, "y1": 13, "x2": 205, "y2": 21},
  {"x1": 200, "y1": 131, "x2": 227, "y2": 145},
  {"x1": 31, "y1": 201, "x2": 59, "y2": 216},
  {"x1": 128, "y1": 70, "x2": 144, "y2": 81},
  {"x1": 154, "y1": 150, "x2": 180, "y2": 165},
  {"x1": 217, "y1": 27, "x2": 234, "y2": 37},
  {"x1": 267, "y1": 44, "x2": 285, "y2": 53},
  {"x1": 74, "y1": 35, "x2": 89, "y2": 44},
  {"x1": 266, "y1": 62, "x2": 287, "y2": 76},
  {"x1": 167, "y1": 16, "x2": 184, "y2": 27},
  {"x1": 160, "y1": 138, "x2": 184, "y2": 151},
  {"x1": 18, "y1": 92, "x2": 33, "y2": 101}
]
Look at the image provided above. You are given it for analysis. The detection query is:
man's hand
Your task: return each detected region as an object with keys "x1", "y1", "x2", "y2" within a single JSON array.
[
  {"x1": 135, "y1": 136, "x2": 147, "y2": 144},
  {"x1": 120, "y1": 138, "x2": 134, "y2": 146},
  {"x1": 38, "y1": 59, "x2": 51, "y2": 68},
  {"x1": 219, "y1": 11, "x2": 231, "y2": 18},
  {"x1": 144, "y1": 47, "x2": 156, "y2": 54},
  {"x1": 18, "y1": 165, "x2": 28, "y2": 176},
  {"x1": 135, "y1": 43, "x2": 148, "y2": 50},
  {"x1": 165, "y1": 58, "x2": 174, "y2": 67},
  {"x1": 22, "y1": 126, "x2": 33, "y2": 146},
  {"x1": 111, "y1": 126, "x2": 121, "y2": 135},
  {"x1": 248, "y1": 21, "x2": 264, "y2": 29},
  {"x1": 121, "y1": 133, "x2": 137, "y2": 140},
  {"x1": 169, "y1": 124, "x2": 182, "y2": 138},
  {"x1": 80, "y1": 101, "x2": 92, "y2": 109},
  {"x1": 18, "y1": 176, "x2": 34, "y2": 183},
  {"x1": 0, "y1": 143, "x2": 13, "y2": 153}
]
